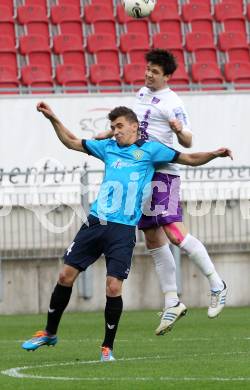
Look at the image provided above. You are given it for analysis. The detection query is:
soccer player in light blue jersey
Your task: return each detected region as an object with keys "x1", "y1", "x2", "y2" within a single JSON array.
[{"x1": 22, "y1": 103, "x2": 232, "y2": 361}]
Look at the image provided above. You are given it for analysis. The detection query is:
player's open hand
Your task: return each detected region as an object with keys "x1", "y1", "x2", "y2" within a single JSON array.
[
  {"x1": 37, "y1": 101, "x2": 55, "y2": 120},
  {"x1": 213, "y1": 148, "x2": 233, "y2": 160},
  {"x1": 169, "y1": 119, "x2": 183, "y2": 134}
]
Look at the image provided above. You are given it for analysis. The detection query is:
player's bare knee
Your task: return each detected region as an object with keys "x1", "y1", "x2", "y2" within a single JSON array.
[
  {"x1": 106, "y1": 277, "x2": 122, "y2": 297},
  {"x1": 58, "y1": 271, "x2": 74, "y2": 287}
]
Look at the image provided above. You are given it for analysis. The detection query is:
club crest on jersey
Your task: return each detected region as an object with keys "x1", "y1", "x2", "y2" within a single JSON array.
[
  {"x1": 151, "y1": 97, "x2": 160, "y2": 104},
  {"x1": 133, "y1": 150, "x2": 144, "y2": 160}
]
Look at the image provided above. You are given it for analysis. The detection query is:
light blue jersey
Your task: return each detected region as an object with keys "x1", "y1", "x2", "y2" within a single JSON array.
[{"x1": 83, "y1": 139, "x2": 179, "y2": 226}]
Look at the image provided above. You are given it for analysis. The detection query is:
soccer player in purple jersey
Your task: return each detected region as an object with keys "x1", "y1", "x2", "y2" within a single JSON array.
[{"x1": 96, "y1": 49, "x2": 228, "y2": 336}]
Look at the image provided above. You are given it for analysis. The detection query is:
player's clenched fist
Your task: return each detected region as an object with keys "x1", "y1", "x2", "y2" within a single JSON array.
[
  {"x1": 37, "y1": 101, "x2": 56, "y2": 120},
  {"x1": 213, "y1": 148, "x2": 233, "y2": 160}
]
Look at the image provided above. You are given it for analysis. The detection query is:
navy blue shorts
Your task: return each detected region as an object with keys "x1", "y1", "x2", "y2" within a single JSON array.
[{"x1": 63, "y1": 215, "x2": 136, "y2": 280}]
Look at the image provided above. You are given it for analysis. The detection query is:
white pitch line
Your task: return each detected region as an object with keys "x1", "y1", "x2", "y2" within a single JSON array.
[
  {"x1": 2, "y1": 355, "x2": 250, "y2": 382},
  {"x1": 2, "y1": 336, "x2": 250, "y2": 344}
]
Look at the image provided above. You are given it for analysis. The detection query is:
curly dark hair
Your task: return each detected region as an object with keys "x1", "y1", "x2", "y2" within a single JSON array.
[
  {"x1": 145, "y1": 49, "x2": 178, "y2": 75},
  {"x1": 108, "y1": 106, "x2": 139, "y2": 124}
]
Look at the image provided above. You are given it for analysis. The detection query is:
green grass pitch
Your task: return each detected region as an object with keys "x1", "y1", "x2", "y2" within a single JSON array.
[{"x1": 0, "y1": 308, "x2": 250, "y2": 390}]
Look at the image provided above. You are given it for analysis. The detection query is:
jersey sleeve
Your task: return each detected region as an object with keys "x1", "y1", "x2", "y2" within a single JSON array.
[
  {"x1": 150, "y1": 142, "x2": 180, "y2": 165},
  {"x1": 162, "y1": 95, "x2": 192, "y2": 133},
  {"x1": 170, "y1": 104, "x2": 192, "y2": 133},
  {"x1": 82, "y1": 139, "x2": 108, "y2": 161}
]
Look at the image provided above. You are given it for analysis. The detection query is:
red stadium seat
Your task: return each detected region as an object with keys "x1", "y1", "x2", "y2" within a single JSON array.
[
  {"x1": 222, "y1": 19, "x2": 247, "y2": 35},
  {"x1": 153, "y1": 32, "x2": 182, "y2": 50},
  {"x1": 0, "y1": 4, "x2": 13, "y2": 21},
  {"x1": 17, "y1": 5, "x2": 48, "y2": 24},
  {"x1": 191, "y1": 62, "x2": 224, "y2": 90},
  {"x1": 0, "y1": 0, "x2": 14, "y2": 13},
  {"x1": 219, "y1": 0, "x2": 243, "y2": 10},
  {"x1": 190, "y1": 20, "x2": 213, "y2": 35},
  {"x1": 53, "y1": 33, "x2": 82, "y2": 53},
  {"x1": 90, "y1": 0, "x2": 113, "y2": 10},
  {"x1": 53, "y1": 34, "x2": 85, "y2": 69},
  {"x1": 0, "y1": 22, "x2": 15, "y2": 40},
  {"x1": 56, "y1": 64, "x2": 87, "y2": 93},
  {"x1": 142, "y1": 0, "x2": 178, "y2": 4},
  {"x1": 87, "y1": 33, "x2": 119, "y2": 70},
  {"x1": 58, "y1": 22, "x2": 83, "y2": 38},
  {"x1": 150, "y1": 3, "x2": 181, "y2": 35},
  {"x1": 169, "y1": 64, "x2": 190, "y2": 91},
  {"x1": 0, "y1": 5, "x2": 15, "y2": 42},
  {"x1": 215, "y1": 2, "x2": 244, "y2": 22},
  {"x1": 57, "y1": 0, "x2": 81, "y2": 12},
  {"x1": 182, "y1": 3, "x2": 211, "y2": 21},
  {"x1": 215, "y1": 2, "x2": 246, "y2": 34},
  {"x1": 120, "y1": 33, "x2": 149, "y2": 63},
  {"x1": 0, "y1": 66, "x2": 19, "y2": 94},
  {"x1": 155, "y1": 0, "x2": 178, "y2": 4},
  {"x1": 117, "y1": 5, "x2": 149, "y2": 38},
  {"x1": 182, "y1": 3, "x2": 213, "y2": 34},
  {"x1": 21, "y1": 65, "x2": 53, "y2": 93},
  {"x1": 51, "y1": 5, "x2": 82, "y2": 41},
  {"x1": 84, "y1": 4, "x2": 116, "y2": 35},
  {"x1": 63, "y1": 52, "x2": 86, "y2": 69},
  {"x1": 17, "y1": 5, "x2": 49, "y2": 40},
  {"x1": 123, "y1": 63, "x2": 145, "y2": 87},
  {"x1": 187, "y1": 0, "x2": 211, "y2": 6},
  {"x1": 218, "y1": 32, "x2": 250, "y2": 62},
  {"x1": 90, "y1": 64, "x2": 121, "y2": 92},
  {"x1": 87, "y1": 33, "x2": 116, "y2": 53},
  {"x1": 159, "y1": 20, "x2": 182, "y2": 36},
  {"x1": 51, "y1": 5, "x2": 81, "y2": 23},
  {"x1": 185, "y1": 32, "x2": 217, "y2": 63},
  {"x1": 26, "y1": 22, "x2": 49, "y2": 41},
  {"x1": 152, "y1": 32, "x2": 185, "y2": 64},
  {"x1": 224, "y1": 62, "x2": 250, "y2": 88},
  {"x1": 150, "y1": 3, "x2": 180, "y2": 22},
  {"x1": 24, "y1": 0, "x2": 48, "y2": 7},
  {"x1": 0, "y1": 34, "x2": 15, "y2": 52},
  {"x1": 0, "y1": 53, "x2": 17, "y2": 74},
  {"x1": 0, "y1": 35, "x2": 17, "y2": 73},
  {"x1": 19, "y1": 34, "x2": 51, "y2": 70}
]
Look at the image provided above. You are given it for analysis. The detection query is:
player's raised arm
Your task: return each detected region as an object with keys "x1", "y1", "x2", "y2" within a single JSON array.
[
  {"x1": 169, "y1": 119, "x2": 192, "y2": 148},
  {"x1": 37, "y1": 101, "x2": 87, "y2": 153},
  {"x1": 176, "y1": 148, "x2": 233, "y2": 166},
  {"x1": 94, "y1": 129, "x2": 113, "y2": 140}
]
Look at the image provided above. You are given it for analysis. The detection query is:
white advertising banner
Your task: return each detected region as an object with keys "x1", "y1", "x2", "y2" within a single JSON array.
[{"x1": 0, "y1": 92, "x2": 249, "y2": 181}]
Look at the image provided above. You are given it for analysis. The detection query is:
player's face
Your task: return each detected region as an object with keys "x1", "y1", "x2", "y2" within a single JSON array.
[
  {"x1": 110, "y1": 116, "x2": 138, "y2": 146},
  {"x1": 145, "y1": 62, "x2": 171, "y2": 91}
]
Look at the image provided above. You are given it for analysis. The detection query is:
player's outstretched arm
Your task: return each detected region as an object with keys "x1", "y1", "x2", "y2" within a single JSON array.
[
  {"x1": 176, "y1": 148, "x2": 233, "y2": 166},
  {"x1": 37, "y1": 101, "x2": 88, "y2": 153},
  {"x1": 94, "y1": 129, "x2": 113, "y2": 140}
]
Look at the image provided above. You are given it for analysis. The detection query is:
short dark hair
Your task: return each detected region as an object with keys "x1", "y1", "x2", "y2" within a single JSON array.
[
  {"x1": 145, "y1": 49, "x2": 178, "y2": 75},
  {"x1": 108, "y1": 106, "x2": 139, "y2": 125}
]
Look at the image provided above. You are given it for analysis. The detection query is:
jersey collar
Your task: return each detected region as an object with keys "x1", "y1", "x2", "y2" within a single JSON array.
[
  {"x1": 134, "y1": 139, "x2": 145, "y2": 147},
  {"x1": 117, "y1": 139, "x2": 145, "y2": 148}
]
